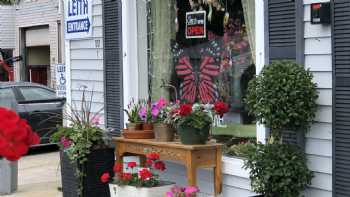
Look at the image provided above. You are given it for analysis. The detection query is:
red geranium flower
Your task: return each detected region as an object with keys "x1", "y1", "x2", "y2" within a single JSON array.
[
  {"x1": 146, "y1": 152, "x2": 160, "y2": 161},
  {"x1": 127, "y1": 162, "x2": 137, "y2": 169},
  {"x1": 0, "y1": 107, "x2": 40, "y2": 161},
  {"x1": 214, "y1": 101, "x2": 230, "y2": 117},
  {"x1": 179, "y1": 104, "x2": 192, "y2": 116},
  {"x1": 121, "y1": 173, "x2": 133, "y2": 181},
  {"x1": 139, "y1": 168, "x2": 153, "y2": 181},
  {"x1": 100, "y1": 173, "x2": 110, "y2": 183},
  {"x1": 113, "y1": 163, "x2": 123, "y2": 173},
  {"x1": 146, "y1": 159, "x2": 153, "y2": 167},
  {"x1": 154, "y1": 161, "x2": 166, "y2": 171}
]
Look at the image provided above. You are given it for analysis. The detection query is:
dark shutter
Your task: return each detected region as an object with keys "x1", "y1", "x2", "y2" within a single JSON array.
[
  {"x1": 268, "y1": 0, "x2": 296, "y2": 61},
  {"x1": 103, "y1": 0, "x2": 123, "y2": 134},
  {"x1": 266, "y1": 0, "x2": 304, "y2": 146},
  {"x1": 333, "y1": 0, "x2": 350, "y2": 196}
]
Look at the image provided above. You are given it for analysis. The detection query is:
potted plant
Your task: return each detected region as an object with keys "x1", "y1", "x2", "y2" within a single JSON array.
[
  {"x1": 165, "y1": 185, "x2": 200, "y2": 197},
  {"x1": 124, "y1": 98, "x2": 142, "y2": 130},
  {"x1": 243, "y1": 143, "x2": 313, "y2": 197},
  {"x1": 0, "y1": 107, "x2": 40, "y2": 195},
  {"x1": 50, "y1": 90, "x2": 114, "y2": 197},
  {"x1": 152, "y1": 97, "x2": 175, "y2": 142},
  {"x1": 138, "y1": 99, "x2": 155, "y2": 131},
  {"x1": 101, "y1": 152, "x2": 175, "y2": 197},
  {"x1": 171, "y1": 102, "x2": 229, "y2": 145},
  {"x1": 245, "y1": 60, "x2": 318, "y2": 144}
]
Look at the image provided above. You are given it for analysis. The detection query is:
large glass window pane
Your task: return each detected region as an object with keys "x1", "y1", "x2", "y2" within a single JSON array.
[{"x1": 142, "y1": 0, "x2": 256, "y2": 149}]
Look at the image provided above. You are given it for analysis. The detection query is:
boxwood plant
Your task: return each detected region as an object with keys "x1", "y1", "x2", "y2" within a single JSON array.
[
  {"x1": 245, "y1": 60, "x2": 318, "y2": 141},
  {"x1": 244, "y1": 143, "x2": 313, "y2": 197}
]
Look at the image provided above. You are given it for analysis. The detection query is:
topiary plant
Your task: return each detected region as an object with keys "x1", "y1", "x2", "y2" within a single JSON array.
[
  {"x1": 245, "y1": 60, "x2": 318, "y2": 141},
  {"x1": 243, "y1": 143, "x2": 314, "y2": 197}
]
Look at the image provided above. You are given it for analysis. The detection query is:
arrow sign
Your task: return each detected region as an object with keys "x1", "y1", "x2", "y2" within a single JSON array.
[{"x1": 67, "y1": 18, "x2": 91, "y2": 33}]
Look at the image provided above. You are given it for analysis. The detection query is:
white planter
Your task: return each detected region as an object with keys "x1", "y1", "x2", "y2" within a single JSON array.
[
  {"x1": 109, "y1": 182, "x2": 175, "y2": 197},
  {"x1": 0, "y1": 159, "x2": 18, "y2": 195}
]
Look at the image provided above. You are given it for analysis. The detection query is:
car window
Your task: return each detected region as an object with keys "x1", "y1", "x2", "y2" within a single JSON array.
[
  {"x1": 0, "y1": 88, "x2": 16, "y2": 109},
  {"x1": 19, "y1": 87, "x2": 57, "y2": 101}
]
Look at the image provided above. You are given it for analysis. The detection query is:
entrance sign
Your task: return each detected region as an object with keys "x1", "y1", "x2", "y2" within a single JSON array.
[
  {"x1": 65, "y1": 0, "x2": 93, "y2": 40},
  {"x1": 56, "y1": 64, "x2": 66, "y2": 98},
  {"x1": 186, "y1": 11, "x2": 206, "y2": 39}
]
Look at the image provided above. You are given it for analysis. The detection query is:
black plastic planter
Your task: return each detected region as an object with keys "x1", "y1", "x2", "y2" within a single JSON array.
[{"x1": 60, "y1": 148, "x2": 115, "y2": 197}]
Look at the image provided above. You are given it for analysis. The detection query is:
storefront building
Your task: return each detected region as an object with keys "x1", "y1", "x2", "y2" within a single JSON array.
[
  {"x1": 0, "y1": 0, "x2": 64, "y2": 87},
  {"x1": 64, "y1": 0, "x2": 350, "y2": 196}
]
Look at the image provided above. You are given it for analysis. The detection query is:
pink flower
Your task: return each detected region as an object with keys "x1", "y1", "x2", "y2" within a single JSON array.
[
  {"x1": 91, "y1": 116, "x2": 101, "y2": 125},
  {"x1": 185, "y1": 186, "x2": 200, "y2": 196},
  {"x1": 156, "y1": 97, "x2": 167, "y2": 108},
  {"x1": 139, "y1": 107, "x2": 147, "y2": 121},
  {"x1": 165, "y1": 192, "x2": 173, "y2": 197},
  {"x1": 60, "y1": 137, "x2": 72, "y2": 149},
  {"x1": 151, "y1": 107, "x2": 159, "y2": 118}
]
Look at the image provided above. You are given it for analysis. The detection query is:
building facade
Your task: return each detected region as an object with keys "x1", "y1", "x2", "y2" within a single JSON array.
[
  {"x1": 64, "y1": 0, "x2": 350, "y2": 196},
  {"x1": 0, "y1": 0, "x2": 64, "y2": 87}
]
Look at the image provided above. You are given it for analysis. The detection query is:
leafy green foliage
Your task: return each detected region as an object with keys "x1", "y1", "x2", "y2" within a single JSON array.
[
  {"x1": 225, "y1": 141, "x2": 256, "y2": 157},
  {"x1": 124, "y1": 98, "x2": 142, "y2": 123},
  {"x1": 177, "y1": 106, "x2": 213, "y2": 130},
  {"x1": 243, "y1": 143, "x2": 313, "y2": 197},
  {"x1": 245, "y1": 60, "x2": 318, "y2": 139}
]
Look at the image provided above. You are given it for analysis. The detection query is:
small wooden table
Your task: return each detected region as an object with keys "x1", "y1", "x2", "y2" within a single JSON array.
[{"x1": 113, "y1": 137, "x2": 223, "y2": 196}]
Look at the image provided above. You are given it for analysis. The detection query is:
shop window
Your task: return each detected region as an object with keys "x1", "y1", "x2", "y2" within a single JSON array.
[{"x1": 140, "y1": 0, "x2": 256, "y2": 151}]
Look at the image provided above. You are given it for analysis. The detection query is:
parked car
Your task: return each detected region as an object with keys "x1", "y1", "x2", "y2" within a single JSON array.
[{"x1": 0, "y1": 82, "x2": 65, "y2": 145}]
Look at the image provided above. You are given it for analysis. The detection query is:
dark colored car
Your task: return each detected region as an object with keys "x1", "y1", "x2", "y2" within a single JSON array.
[{"x1": 0, "y1": 82, "x2": 65, "y2": 145}]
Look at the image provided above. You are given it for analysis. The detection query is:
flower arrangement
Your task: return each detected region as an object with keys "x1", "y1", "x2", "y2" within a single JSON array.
[
  {"x1": 171, "y1": 101, "x2": 229, "y2": 130},
  {"x1": 138, "y1": 97, "x2": 169, "y2": 123},
  {"x1": 0, "y1": 107, "x2": 40, "y2": 161},
  {"x1": 165, "y1": 185, "x2": 200, "y2": 197},
  {"x1": 50, "y1": 88, "x2": 111, "y2": 196},
  {"x1": 100, "y1": 152, "x2": 166, "y2": 187}
]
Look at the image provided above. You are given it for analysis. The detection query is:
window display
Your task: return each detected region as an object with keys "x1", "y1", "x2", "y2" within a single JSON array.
[{"x1": 144, "y1": 0, "x2": 256, "y2": 148}]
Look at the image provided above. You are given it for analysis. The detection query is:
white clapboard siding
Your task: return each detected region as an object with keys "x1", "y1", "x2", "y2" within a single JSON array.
[
  {"x1": 303, "y1": 1, "x2": 333, "y2": 196},
  {"x1": 69, "y1": 1, "x2": 105, "y2": 124},
  {"x1": 0, "y1": 6, "x2": 15, "y2": 49}
]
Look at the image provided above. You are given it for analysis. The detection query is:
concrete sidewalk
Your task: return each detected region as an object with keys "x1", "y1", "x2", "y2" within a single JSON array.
[{"x1": 1, "y1": 152, "x2": 62, "y2": 197}]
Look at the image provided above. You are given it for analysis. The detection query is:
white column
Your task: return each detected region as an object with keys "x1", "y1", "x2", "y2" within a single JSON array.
[
  {"x1": 255, "y1": 0, "x2": 268, "y2": 144},
  {"x1": 122, "y1": 0, "x2": 140, "y2": 127}
]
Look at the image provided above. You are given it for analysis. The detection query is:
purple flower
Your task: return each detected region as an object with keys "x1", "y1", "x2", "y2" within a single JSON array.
[
  {"x1": 60, "y1": 137, "x2": 72, "y2": 149},
  {"x1": 156, "y1": 97, "x2": 167, "y2": 108},
  {"x1": 139, "y1": 107, "x2": 147, "y2": 121},
  {"x1": 151, "y1": 107, "x2": 159, "y2": 118}
]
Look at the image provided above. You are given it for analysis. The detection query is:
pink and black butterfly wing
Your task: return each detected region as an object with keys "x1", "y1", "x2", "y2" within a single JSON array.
[
  {"x1": 199, "y1": 56, "x2": 220, "y2": 103},
  {"x1": 175, "y1": 56, "x2": 197, "y2": 103}
]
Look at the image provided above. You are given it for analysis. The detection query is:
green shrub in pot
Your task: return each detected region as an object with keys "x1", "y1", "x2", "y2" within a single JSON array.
[
  {"x1": 243, "y1": 143, "x2": 313, "y2": 197},
  {"x1": 245, "y1": 60, "x2": 318, "y2": 141}
]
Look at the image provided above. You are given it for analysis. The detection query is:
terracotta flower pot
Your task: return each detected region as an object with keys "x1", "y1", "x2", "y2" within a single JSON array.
[
  {"x1": 109, "y1": 182, "x2": 175, "y2": 197},
  {"x1": 122, "y1": 129, "x2": 155, "y2": 139},
  {"x1": 153, "y1": 123, "x2": 175, "y2": 142},
  {"x1": 142, "y1": 123, "x2": 153, "y2": 131},
  {"x1": 126, "y1": 123, "x2": 142, "y2": 130}
]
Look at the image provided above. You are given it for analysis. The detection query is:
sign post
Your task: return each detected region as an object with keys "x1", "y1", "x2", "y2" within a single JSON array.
[
  {"x1": 65, "y1": 0, "x2": 93, "y2": 40},
  {"x1": 56, "y1": 64, "x2": 66, "y2": 98}
]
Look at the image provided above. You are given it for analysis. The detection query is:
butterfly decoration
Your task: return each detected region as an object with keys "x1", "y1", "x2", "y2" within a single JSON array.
[{"x1": 172, "y1": 40, "x2": 223, "y2": 104}]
